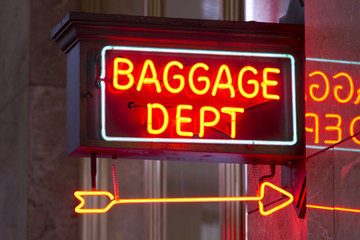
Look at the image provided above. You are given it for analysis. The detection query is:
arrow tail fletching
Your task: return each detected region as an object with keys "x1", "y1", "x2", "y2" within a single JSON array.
[{"x1": 74, "y1": 191, "x2": 116, "y2": 213}]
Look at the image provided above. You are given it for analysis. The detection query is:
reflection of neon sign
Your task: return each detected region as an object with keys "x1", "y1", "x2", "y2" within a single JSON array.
[
  {"x1": 74, "y1": 182, "x2": 294, "y2": 216},
  {"x1": 308, "y1": 71, "x2": 358, "y2": 104},
  {"x1": 306, "y1": 112, "x2": 360, "y2": 145},
  {"x1": 100, "y1": 46, "x2": 299, "y2": 146},
  {"x1": 307, "y1": 204, "x2": 360, "y2": 213},
  {"x1": 306, "y1": 66, "x2": 360, "y2": 149}
]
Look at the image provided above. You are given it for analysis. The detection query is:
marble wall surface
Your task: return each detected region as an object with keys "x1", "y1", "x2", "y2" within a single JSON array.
[
  {"x1": 1, "y1": 0, "x2": 81, "y2": 239},
  {"x1": 27, "y1": 86, "x2": 79, "y2": 240},
  {"x1": 0, "y1": 0, "x2": 29, "y2": 239},
  {"x1": 0, "y1": 89, "x2": 29, "y2": 240},
  {"x1": 27, "y1": 0, "x2": 81, "y2": 239}
]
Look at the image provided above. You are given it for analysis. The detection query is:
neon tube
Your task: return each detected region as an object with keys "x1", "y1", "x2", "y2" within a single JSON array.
[
  {"x1": 307, "y1": 204, "x2": 360, "y2": 213},
  {"x1": 74, "y1": 182, "x2": 293, "y2": 216}
]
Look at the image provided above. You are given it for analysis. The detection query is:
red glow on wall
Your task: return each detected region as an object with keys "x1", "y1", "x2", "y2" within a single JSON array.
[{"x1": 306, "y1": 69, "x2": 360, "y2": 148}]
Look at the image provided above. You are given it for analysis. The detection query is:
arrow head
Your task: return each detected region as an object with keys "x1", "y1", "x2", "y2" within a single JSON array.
[{"x1": 258, "y1": 182, "x2": 294, "y2": 216}]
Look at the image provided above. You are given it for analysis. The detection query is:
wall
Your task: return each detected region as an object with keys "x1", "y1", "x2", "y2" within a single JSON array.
[
  {"x1": 306, "y1": 1, "x2": 360, "y2": 239},
  {"x1": 0, "y1": 0, "x2": 81, "y2": 239},
  {"x1": 0, "y1": 0, "x2": 29, "y2": 239},
  {"x1": 28, "y1": 1, "x2": 81, "y2": 239}
]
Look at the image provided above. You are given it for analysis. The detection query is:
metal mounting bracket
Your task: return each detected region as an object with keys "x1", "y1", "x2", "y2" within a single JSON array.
[{"x1": 281, "y1": 158, "x2": 306, "y2": 218}]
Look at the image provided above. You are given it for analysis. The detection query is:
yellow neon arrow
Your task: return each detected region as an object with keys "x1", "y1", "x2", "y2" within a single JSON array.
[{"x1": 74, "y1": 182, "x2": 293, "y2": 216}]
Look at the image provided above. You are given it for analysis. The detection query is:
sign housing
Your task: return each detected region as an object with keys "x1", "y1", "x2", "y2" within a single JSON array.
[{"x1": 51, "y1": 12, "x2": 304, "y2": 164}]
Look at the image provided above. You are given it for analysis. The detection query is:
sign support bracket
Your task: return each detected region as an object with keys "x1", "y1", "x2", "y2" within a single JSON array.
[
  {"x1": 91, "y1": 152, "x2": 97, "y2": 191},
  {"x1": 281, "y1": 159, "x2": 306, "y2": 218}
]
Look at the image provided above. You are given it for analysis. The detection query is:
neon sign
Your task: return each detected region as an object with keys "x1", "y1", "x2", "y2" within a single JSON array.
[
  {"x1": 99, "y1": 46, "x2": 302, "y2": 155},
  {"x1": 51, "y1": 14, "x2": 304, "y2": 163},
  {"x1": 74, "y1": 182, "x2": 293, "y2": 216}
]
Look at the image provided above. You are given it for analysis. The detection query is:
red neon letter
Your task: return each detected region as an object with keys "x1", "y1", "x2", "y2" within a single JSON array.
[
  {"x1": 176, "y1": 105, "x2": 193, "y2": 137},
  {"x1": 305, "y1": 113, "x2": 319, "y2": 144},
  {"x1": 163, "y1": 61, "x2": 185, "y2": 94},
  {"x1": 350, "y1": 116, "x2": 360, "y2": 145},
  {"x1": 199, "y1": 106, "x2": 220, "y2": 137},
  {"x1": 212, "y1": 65, "x2": 235, "y2": 98},
  {"x1": 262, "y1": 68, "x2": 280, "y2": 100},
  {"x1": 324, "y1": 114, "x2": 342, "y2": 144},
  {"x1": 333, "y1": 72, "x2": 354, "y2": 103},
  {"x1": 189, "y1": 63, "x2": 210, "y2": 95},
  {"x1": 238, "y1": 66, "x2": 259, "y2": 99},
  {"x1": 308, "y1": 71, "x2": 330, "y2": 102},
  {"x1": 221, "y1": 107, "x2": 244, "y2": 138},
  {"x1": 113, "y1": 58, "x2": 134, "y2": 90},
  {"x1": 147, "y1": 103, "x2": 169, "y2": 135},
  {"x1": 137, "y1": 60, "x2": 162, "y2": 93}
]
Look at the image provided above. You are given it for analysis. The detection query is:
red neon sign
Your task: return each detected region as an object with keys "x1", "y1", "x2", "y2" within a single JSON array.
[
  {"x1": 51, "y1": 15, "x2": 304, "y2": 162},
  {"x1": 74, "y1": 182, "x2": 293, "y2": 216}
]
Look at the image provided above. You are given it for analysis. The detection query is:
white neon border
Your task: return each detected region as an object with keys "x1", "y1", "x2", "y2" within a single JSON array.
[{"x1": 100, "y1": 45, "x2": 298, "y2": 146}]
